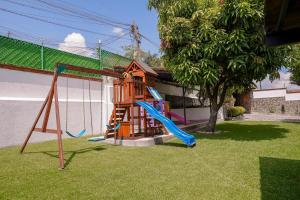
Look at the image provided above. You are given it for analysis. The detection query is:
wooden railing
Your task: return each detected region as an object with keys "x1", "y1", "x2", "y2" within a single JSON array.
[{"x1": 113, "y1": 78, "x2": 146, "y2": 104}]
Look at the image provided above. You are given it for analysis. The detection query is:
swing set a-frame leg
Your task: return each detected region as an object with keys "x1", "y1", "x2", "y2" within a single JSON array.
[
  {"x1": 54, "y1": 82, "x2": 64, "y2": 169},
  {"x1": 19, "y1": 93, "x2": 50, "y2": 153},
  {"x1": 20, "y1": 72, "x2": 65, "y2": 169}
]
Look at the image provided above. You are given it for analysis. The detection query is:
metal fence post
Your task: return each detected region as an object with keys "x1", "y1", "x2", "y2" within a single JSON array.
[
  {"x1": 98, "y1": 40, "x2": 102, "y2": 69},
  {"x1": 41, "y1": 41, "x2": 44, "y2": 70}
]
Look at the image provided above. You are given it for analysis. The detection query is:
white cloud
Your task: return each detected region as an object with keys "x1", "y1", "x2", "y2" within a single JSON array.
[
  {"x1": 112, "y1": 27, "x2": 125, "y2": 36},
  {"x1": 58, "y1": 32, "x2": 94, "y2": 57}
]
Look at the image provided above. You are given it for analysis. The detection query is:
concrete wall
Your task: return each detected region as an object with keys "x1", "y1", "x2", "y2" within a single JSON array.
[
  {"x1": 0, "y1": 68, "x2": 115, "y2": 148},
  {"x1": 252, "y1": 89, "x2": 286, "y2": 98},
  {"x1": 251, "y1": 89, "x2": 300, "y2": 114}
]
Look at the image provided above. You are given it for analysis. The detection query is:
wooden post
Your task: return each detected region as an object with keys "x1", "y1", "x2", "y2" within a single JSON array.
[
  {"x1": 144, "y1": 108, "x2": 147, "y2": 136},
  {"x1": 131, "y1": 105, "x2": 134, "y2": 138},
  {"x1": 41, "y1": 73, "x2": 59, "y2": 131},
  {"x1": 113, "y1": 85, "x2": 117, "y2": 144},
  {"x1": 138, "y1": 106, "x2": 141, "y2": 134},
  {"x1": 183, "y1": 87, "x2": 187, "y2": 125},
  {"x1": 54, "y1": 82, "x2": 64, "y2": 169}
]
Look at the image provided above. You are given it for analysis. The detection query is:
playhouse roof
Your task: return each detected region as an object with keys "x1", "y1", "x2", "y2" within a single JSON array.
[{"x1": 127, "y1": 59, "x2": 158, "y2": 76}]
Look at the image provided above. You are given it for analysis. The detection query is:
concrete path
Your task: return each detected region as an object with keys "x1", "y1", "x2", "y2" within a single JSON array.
[{"x1": 244, "y1": 112, "x2": 300, "y2": 122}]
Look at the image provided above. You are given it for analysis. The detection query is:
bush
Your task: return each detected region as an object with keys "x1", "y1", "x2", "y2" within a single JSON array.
[{"x1": 227, "y1": 106, "x2": 246, "y2": 117}]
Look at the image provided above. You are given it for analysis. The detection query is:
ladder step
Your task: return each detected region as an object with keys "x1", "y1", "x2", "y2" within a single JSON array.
[
  {"x1": 110, "y1": 121, "x2": 122, "y2": 125},
  {"x1": 113, "y1": 118, "x2": 122, "y2": 120}
]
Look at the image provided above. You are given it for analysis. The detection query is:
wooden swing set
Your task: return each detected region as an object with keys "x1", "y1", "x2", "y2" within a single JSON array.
[{"x1": 20, "y1": 63, "x2": 120, "y2": 169}]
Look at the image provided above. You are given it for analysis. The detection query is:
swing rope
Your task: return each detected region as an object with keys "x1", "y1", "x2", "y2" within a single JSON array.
[
  {"x1": 87, "y1": 80, "x2": 106, "y2": 142},
  {"x1": 88, "y1": 80, "x2": 94, "y2": 135},
  {"x1": 65, "y1": 78, "x2": 86, "y2": 138}
]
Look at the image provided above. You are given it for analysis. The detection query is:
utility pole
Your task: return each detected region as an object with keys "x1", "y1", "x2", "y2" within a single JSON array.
[
  {"x1": 7, "y1": 31, "x2": 11, "y2": 38},
  {"x1": 130, "y1": 21, "x2": 141, "y2": 60}
]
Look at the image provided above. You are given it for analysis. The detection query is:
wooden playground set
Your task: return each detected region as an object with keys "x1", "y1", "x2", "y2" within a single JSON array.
[{"x1": 20, "y1": 60, "x2": 196, "y2": 169}]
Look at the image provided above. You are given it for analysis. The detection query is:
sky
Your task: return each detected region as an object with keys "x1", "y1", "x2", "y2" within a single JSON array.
[{"x1": 0, "y1": 0, "x2": 160, "y2": 55}]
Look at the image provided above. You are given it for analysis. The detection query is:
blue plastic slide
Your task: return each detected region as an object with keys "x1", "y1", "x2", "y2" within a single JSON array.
[
  {"x1": 137, "y1": 101, "x2": 196, "y2": 147},
  {"x1": 147, "y1": 86, "x2": 163, "y2": 101}
]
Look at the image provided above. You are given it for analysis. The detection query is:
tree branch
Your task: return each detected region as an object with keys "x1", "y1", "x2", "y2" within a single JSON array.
[{"x1": 217, "y1": 83, "x2": 228, "y2": 109}]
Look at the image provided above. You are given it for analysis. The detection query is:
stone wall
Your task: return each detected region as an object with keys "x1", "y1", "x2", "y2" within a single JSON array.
[{"x1": 251, "y1": 97, "x2": 300, "y2": 115}]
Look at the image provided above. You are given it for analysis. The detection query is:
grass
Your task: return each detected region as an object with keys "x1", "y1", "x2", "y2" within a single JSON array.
[{"x1": 1, "y1": 121, "x2": 300, "y2": 200}]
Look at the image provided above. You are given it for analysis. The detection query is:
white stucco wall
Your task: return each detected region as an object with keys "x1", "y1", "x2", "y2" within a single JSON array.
[
  {"x1": 0, "y1": 68, "x2": 114, "y2": 147},
  {"x1": 285, "y1": 92, "x2": 300, "y2": 101},
  {"x1": 253, "y1": 88, "x2": 300, "y2": 101},
  {"x1": 252, "y1": 89, "x2": 286, "y2": 99}
]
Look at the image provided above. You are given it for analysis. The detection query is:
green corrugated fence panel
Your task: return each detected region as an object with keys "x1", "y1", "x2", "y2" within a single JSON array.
[{"x1": 0, "y1": 35, "x2": 131, "y2": 75}]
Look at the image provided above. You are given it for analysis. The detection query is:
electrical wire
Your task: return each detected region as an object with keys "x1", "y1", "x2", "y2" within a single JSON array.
[
  {"x1": 0, "y1": 7, "x2": 117, "y2": 37},
  {"x1": 32, "y1": 0, "x2": 131, "y2": 29}
]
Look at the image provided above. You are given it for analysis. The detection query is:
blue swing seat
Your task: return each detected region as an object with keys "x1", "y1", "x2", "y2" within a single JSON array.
[
  {"x1": 87, "y1": 136, "x2": 105, "y2": 142},
  {"x1": 65, "y1": 129, "x2": 87, "y2": 138}
]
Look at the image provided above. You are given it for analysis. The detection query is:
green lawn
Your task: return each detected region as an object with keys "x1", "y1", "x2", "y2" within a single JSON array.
[{"x1": 1, "y1": 121, "x2": 300, "y2": 200}]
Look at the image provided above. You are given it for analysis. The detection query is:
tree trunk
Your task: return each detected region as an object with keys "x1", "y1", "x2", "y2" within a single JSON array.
[{"x1": 206, "y1": 97, "x2": 219, "y2": 132}]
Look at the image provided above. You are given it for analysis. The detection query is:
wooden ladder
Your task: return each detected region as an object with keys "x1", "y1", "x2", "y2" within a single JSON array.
[{"x1": 105, "y1": 106, "x2": 127, "y2": 138}]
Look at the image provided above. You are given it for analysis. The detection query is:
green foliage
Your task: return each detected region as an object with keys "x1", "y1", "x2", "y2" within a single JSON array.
[
  {"x1": 227, "y1": 106, "x2": 246, "y2": 117},
  {"x1": 269, "y1": 106, "x2": 276, "y2": 113},
  {"x1": 224, "y1": 96, "x2": 235, "y2": 104},
  {"x1": 149, "y1": 0, "x2": 290, "y2": 131},
  {"x1": 149, "y1": 0, "x2": 289, "y2": 87},
  {"x1": 122, "y1": 44, "x2": 163, "y2": 68},
  {"x1": 289, "y1": 44, "x2": 300, "y2": 85}
]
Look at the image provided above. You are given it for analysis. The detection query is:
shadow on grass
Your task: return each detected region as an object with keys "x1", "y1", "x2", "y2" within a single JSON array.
[
  {"x1": 194, "y1": 123, "x2": 289, "y2": 141},
  {"x1": 161, "y1": 142, "x2": 188, "y2": 148},
  {"x1": 24, "y1": 146, "x2": 106, "y2": 168},
  {"x1": 259, "y1": 157, "x2": 300, "y2": 200}
]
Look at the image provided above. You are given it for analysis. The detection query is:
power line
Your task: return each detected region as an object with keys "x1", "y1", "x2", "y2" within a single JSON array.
[
  {"x1": 0, "y1": 7, "x2": 119, "y2": 37},
  {"x1": 1, "y1": 0, "x2": 160, "y2": 53},
  {"x1": 4, "y1": 0, "x2": 107, "y2": 25},
  {"x1": 140, "y1": 34, "x2": 160, "y2": 48},
  {"x1": 32, "y1": 0, "x2": 131, "y2": 29},
  {"x1": 102, "y1": 33, "x2": 130, "y2": 46}
]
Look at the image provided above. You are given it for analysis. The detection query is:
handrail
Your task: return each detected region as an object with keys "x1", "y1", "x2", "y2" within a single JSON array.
[{"x1": 113, "y1": 78, "x2": 146, "y2": 104}]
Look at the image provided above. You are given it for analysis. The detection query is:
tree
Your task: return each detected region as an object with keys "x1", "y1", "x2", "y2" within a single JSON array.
[
  {"x1": 149, "y1": 0, "x2": 289, "y2": 132},
  {"x1": 289, "y1": 44, "x2": 300, "y2": 85},
  {"x1": 122, "y1": 45, "x2": 163, "y2": 68}
]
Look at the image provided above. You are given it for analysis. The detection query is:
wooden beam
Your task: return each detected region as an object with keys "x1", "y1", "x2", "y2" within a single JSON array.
[
  {"x1": 62, "y1": 63, "x2": 121, "y2": 78},
  {"x1": 34, "y1": 128, "x2": 61, "y2": 134}
]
